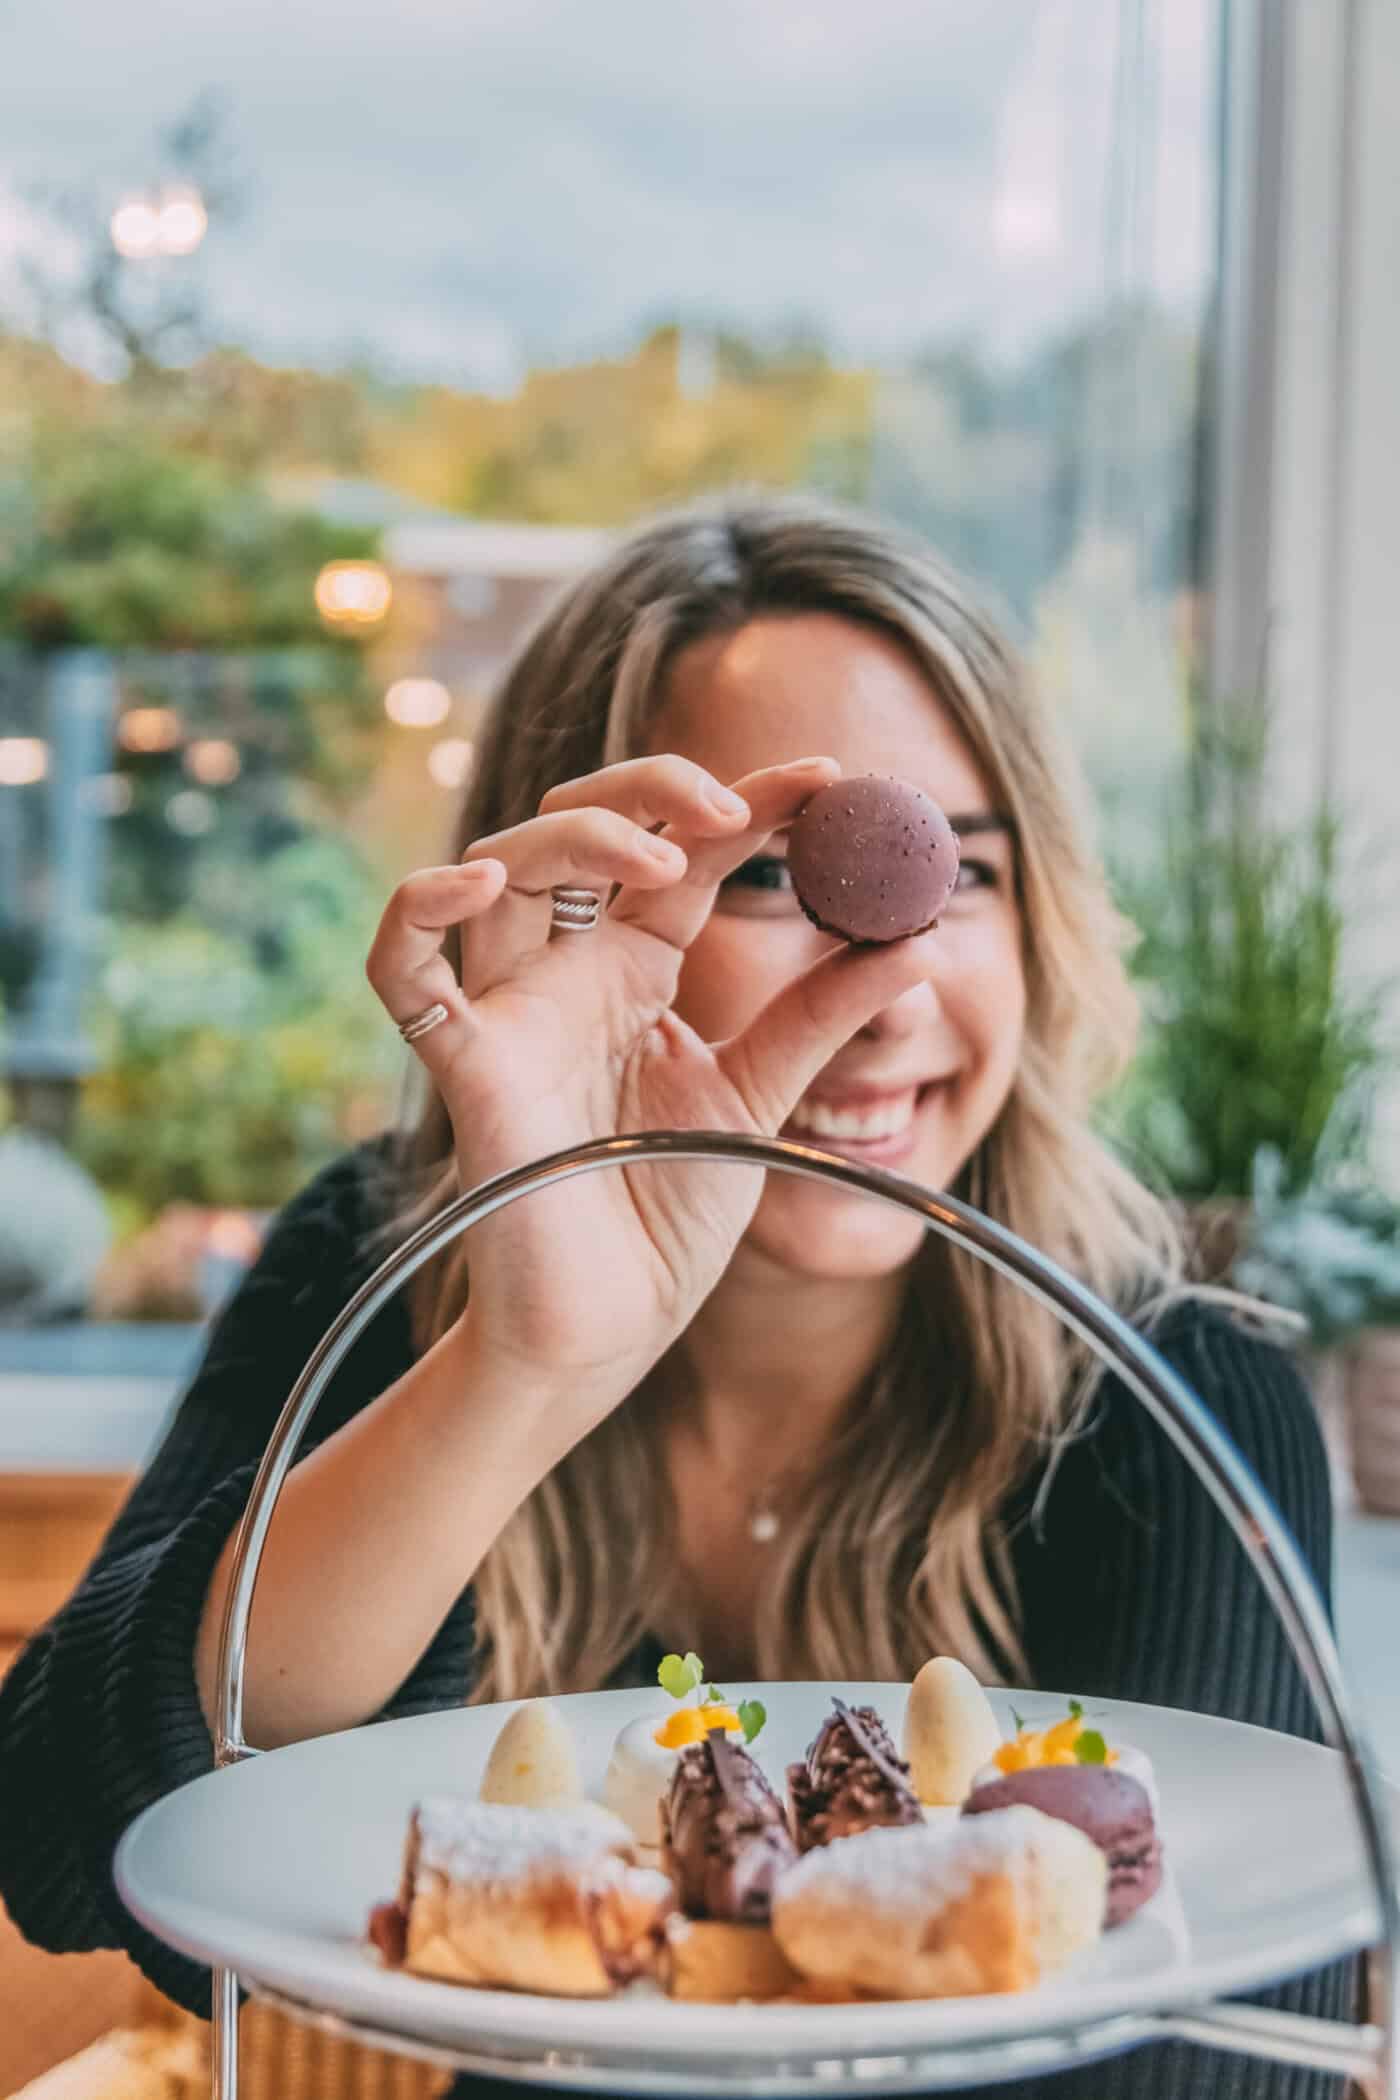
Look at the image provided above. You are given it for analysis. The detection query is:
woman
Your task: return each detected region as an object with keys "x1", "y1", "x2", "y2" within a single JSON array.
[{"x1": 0, "y1": 495, "x2": 1346, "y2": 2097}]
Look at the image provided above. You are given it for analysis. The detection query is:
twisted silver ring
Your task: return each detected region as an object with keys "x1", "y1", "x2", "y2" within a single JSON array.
[
  {"x1": 397, "y1": 1001, "x2": 450, "y2": 1044},
  {"x1": 549, "y1": 887, "x2": 602, "y2": 934}
]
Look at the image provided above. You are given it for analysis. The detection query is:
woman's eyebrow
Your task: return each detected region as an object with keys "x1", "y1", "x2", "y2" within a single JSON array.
[{"x1": 948, "y1": 810, "x2": 1013, "y2": 838}]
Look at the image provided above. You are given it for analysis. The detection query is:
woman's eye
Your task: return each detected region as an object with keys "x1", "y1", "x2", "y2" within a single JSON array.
[
  {"x1": 722, "y1": 854, "x2": 794, "y2": 893},
  {"x1": 951, "y1": 857, "x2": 998, "y2": 895},
  {"x1": 716, "y1": 854, "x2": 800, "y2": 913}
]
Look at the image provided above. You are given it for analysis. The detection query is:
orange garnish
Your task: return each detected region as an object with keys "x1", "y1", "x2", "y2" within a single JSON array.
[{"x1": 654, "y1": 1704, "x2": 742, "y2": 1750}]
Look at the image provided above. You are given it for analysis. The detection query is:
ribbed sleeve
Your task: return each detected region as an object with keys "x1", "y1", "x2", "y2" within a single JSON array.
[
  {"x1": 998, "y1": 1302, "x2": 1353, "y2": 2100},
  {"x1": 0, "y1": 1143, "x2": 475, "y2": 2014}
]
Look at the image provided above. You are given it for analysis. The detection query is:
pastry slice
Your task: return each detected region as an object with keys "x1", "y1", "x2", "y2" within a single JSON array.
[
  {"x1": 368, "y1": 1797, "x2": 673, "y2": 1995},
  {"x1": 771, "y1": 1804, "x2": 1107, "y2": 2000}
]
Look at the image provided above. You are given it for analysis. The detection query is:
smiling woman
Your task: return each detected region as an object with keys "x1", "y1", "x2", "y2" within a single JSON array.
[{"x1": 0, "y1": 495, "x2": 1349, "y2": 2100}]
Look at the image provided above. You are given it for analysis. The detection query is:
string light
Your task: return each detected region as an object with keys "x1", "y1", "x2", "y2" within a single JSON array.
[
  {"x1": 110, "y1": 186, "x2": 208, "y2": 260},
  {"x1": 385, "y1": 678, "x2": 451, "y2": 728}
]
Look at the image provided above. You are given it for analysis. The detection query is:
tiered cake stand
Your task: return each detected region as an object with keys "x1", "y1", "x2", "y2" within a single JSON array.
[{"x1": 120, "y1": 1135, "x2": 1397, "y2": 2097}]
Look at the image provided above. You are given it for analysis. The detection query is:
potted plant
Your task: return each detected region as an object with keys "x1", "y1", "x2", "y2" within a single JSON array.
[
  {"x1": 1110, "y1": 695, "x2": 1389, "y2": 1277},
  {"x1": 1235, "y1": 1157, "x2": 1400, "y2": 1514}
]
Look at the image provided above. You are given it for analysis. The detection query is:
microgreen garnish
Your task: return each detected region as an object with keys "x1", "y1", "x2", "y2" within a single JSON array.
[
  {"x1": 738, "y1": 1699, "x2": 767, "y2": 1744},
  {"x1": 1075, "y1": 1729, "x2": 1109, "y2": 1765},
  {"x1": 1068, "y1": 1699, "x2": 1084, "y2": 1721},
  {"x1": 658, "y1": 1652, "x2": 705, "y2": 1700},
  {"x1": 706, "y1": 1684, "x2": 723, "y2": 1705},
  {"x1": 1009, "y1": 1705, "x2": 1027, "y2": 1734}
]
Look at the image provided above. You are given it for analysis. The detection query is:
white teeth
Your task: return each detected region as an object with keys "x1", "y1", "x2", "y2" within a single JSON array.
[{"x1": 790, "y1": 1091, "x2": 917, "y2": 1141}]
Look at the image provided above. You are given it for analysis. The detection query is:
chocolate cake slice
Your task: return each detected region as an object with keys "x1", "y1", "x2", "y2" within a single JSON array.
[{"x1": 787, "y1": 1698, "x2": 923, "y2": 1852}]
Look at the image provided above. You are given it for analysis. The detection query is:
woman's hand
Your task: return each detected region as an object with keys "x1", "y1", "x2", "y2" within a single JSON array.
[{"x1": 366, "y1": 754, "x2": 938, "y2": 1450}]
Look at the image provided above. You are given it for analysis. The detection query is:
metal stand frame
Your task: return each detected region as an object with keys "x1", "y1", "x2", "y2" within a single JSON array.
[{"x1": 209, "y1": 1133, "x2": 1397, "y2": 2097}]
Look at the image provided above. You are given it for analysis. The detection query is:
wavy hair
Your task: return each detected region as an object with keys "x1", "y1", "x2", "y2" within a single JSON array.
[{"x1": 387, "y1": 492, "x2": 1183, "y2": 1699}]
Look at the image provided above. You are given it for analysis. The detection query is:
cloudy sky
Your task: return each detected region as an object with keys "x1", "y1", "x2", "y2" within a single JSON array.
[{"x1": 0, "y1": 0, "x2": 1214, "y2": 388}]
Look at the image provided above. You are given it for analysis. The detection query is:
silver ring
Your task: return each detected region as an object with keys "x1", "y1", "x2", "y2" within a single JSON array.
[
  {"x1": 397, "y1": 1001, "x2": 450, "y2": 1044},
  {"x1": 549, "y1": 886, "x2": 602, "y2": 933}
]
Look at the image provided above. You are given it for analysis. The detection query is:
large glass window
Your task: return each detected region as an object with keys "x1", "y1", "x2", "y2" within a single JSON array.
[{"x1": 0, "y1": 2, "x2": 1220, "y2": 1330}]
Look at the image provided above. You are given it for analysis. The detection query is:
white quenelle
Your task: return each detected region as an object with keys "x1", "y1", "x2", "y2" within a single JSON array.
[
  {"x1": 479, "y1": 1700, "x2": 584, "y2": 1810},
  {"x1": 602, "y1": 1714, "x2": 684, "y2": 1846},
  {"x1": 902, "y1": 1655, "x2": 1004, "y2": 1806}
]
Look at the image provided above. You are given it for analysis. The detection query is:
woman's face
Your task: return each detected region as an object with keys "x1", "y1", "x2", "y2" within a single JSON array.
[{"x1": 657, "y1": 613, "x2": 1028, "y2": 1283}]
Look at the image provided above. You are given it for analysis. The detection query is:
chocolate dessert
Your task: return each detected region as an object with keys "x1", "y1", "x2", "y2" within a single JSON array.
[
  {"x1": 962, "y1": 1764, "x2": 1163, "y2": 1927},
  {"x1": 663, "y1": 1731, "x2": 798, "y2": 1923},
  {"x1": 787, "y1": 776, "x2": 960, "y2": 944},
  {"x1": 787, "y1": 1698, "x2": 923, "y2": 1851}
]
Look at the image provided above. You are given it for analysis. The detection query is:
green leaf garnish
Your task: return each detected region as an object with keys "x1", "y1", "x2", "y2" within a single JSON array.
[
  {"x1": 1075, "y1": 1729, "x2": 1109, "y2": 1765},
  {"x1": 738, "y1": 1699, "x2": 767, "y2": 1744},
  {"x1": 1068, "y1": 1699, "x2": 1084, "y2": 1721},
  {"x1": 658, "y1": 1652, "x2": 705, "y2": 1700},
  {"x1": 705, "y1": 1683, "x2": 723, "y2": 1704},
  {"x1": 1009, "y1": 1705, "x2": 1027, "y2": 1735}
]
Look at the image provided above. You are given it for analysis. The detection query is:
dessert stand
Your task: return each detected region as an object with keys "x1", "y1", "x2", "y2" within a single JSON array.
[{"x1": 149, "y1": 1134, "x2": 1400, "y2": 2095}]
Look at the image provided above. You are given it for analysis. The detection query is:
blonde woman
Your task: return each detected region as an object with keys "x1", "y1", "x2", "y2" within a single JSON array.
[{"x1": 0, "y1": 496, "x2": 1346, "y2": 2096}]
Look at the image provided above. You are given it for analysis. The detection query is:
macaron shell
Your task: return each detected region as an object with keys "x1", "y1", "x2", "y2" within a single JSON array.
[
  {"x1": 787, "y1": 776, "x2": 960, "y2": 944},
  {"x1": 961, "y1": 1764, "x2": 1163, "y2": 1928}
]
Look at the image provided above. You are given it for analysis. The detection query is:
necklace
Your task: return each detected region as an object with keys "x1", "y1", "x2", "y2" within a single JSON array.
[{"x1": 745, "y1": 1463, "x2": 798, "y2": 1544}]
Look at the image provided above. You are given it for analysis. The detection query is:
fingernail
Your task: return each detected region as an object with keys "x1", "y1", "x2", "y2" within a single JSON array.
[
  {"x1": 790, "y1": 755, "x2": 838, "y2": 773},
  {"x1": 706, "y1": 783, "x2": 750, "y2": 818},
  {"x1": 644, "y1": 833, "x2": 685, "y2": 862}
]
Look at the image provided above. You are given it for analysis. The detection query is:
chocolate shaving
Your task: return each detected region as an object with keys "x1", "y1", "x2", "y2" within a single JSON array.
[
  {"x1": 789, "y1": 1700, "x2": 921, "y2": 1852},
  {"x1": 830, "y1": 1697, "x2": 914, "y2": 1793}
]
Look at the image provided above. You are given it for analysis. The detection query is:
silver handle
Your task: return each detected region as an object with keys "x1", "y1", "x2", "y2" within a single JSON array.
[{"x1": 211, "y1": 1132, "x2": 1397, "y2": 2098}]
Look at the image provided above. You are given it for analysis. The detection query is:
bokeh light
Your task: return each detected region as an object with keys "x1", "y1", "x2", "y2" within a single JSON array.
[
  {"x1": 109, "y1": 197, "x2": 162, "y2": 259},
  {"x1": 314, "y1": 560, "x2": 393, "y2": 627},
  {"x1": 157, "y1": 186, "x2": 209, "y2": 256},
  {"x1": 110, "y1": 187, "x2": 208, "y2": 260},
  {"x1": 80, "y1": 773, "x2": 135, "y2": 816},
  {"x1": 185, "y1": 738, "x2": 242, "y2": 785},
  {"x1": 118, "y1": 705, "x2": 182, "y2": 753},
  {"x1": 0, "y1": 736, "x2": 50, "y2": 785},
  {"x1": 427, "y1": 736, "x2": 475, "y2": 788},
  {"x1": 384, "y1": 677, "x2": 451, "y2": 728},
  {"x1": 166, "y1": 789, "x2": 216, "y2": 835}
]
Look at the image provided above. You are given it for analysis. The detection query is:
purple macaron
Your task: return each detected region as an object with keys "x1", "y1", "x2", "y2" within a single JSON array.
[
  {"x1": 787, "y1": 776, "x2": 960, "y2": 944},
  {"x1": 961, "y1": 1765, "x2": 1163, "y2": 1927}
]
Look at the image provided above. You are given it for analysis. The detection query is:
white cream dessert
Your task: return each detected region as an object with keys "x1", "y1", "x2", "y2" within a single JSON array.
[
  {"x1": 603, "y1": 1702, "x2": 745, "y2": 1846},
  {"x1": 479, "y1": 1699, "x2": 584, "y2": 1810},
  {"x1": 903, "y1": 1656, "x2": 1004, "y2": 1805}
]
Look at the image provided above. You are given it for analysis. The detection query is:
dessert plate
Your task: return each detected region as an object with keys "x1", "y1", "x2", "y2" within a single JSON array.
[{"x1": 116, "y1": 1682, "x2": 1387, "y2": 2094}]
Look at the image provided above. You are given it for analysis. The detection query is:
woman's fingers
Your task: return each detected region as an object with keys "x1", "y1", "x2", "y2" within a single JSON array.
[
  {"x1": 365, "y1": 858, "x2": 507, "y2": 1070},
  {"x1": 538, "y1": 755, "x2": 752, "y2": 834},
  {"x1": 463, "y1": 806, "x2": 693, "y2": 896},
  {"x1": 716, "y1": 930, "x2": 943, "y2": 1135},
  {"x1": 609, "y1": 757, "x2": 840, "y2": 952}
]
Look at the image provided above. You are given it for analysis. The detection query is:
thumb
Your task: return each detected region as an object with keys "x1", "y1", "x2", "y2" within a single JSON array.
[{"x1": 715, "y1": 932, "x2": 942, "y2": 1135}]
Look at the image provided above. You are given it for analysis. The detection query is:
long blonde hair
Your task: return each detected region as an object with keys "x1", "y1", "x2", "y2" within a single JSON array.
[{"x1": 391, "y1": 492, "x2": 1183, "y2": 1699}]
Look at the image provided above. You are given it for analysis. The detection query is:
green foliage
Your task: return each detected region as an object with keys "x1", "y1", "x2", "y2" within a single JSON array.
[
  {"x1": 74, "y1": 837, "x2": 397, "y2": 1214},
  {"x1": 1114, "y1": 700, "x2": 1389, "y2": 1201},
  {"x1": 1235, "y1": 1152, "x2": 1400, "y2": 1350},
  {"x1": 0, "y1": 426, "x2": 376, "y2": 650}
]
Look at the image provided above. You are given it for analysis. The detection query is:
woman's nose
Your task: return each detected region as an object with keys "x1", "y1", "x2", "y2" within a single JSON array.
[{"x1": 858, "y1": 972, "x2": 939, "y2": 1041}]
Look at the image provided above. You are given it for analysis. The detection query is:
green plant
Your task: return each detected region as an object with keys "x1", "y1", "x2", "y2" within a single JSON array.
[
  {"x1": 75, "y1": 837, "x2": 398, "y2": 1216},
  {"x1": 1235, "y1": 1150, "x2": 1400, "y2": 1350},
  {"x1": 1113, "y1": 698, "x2": 1390, "y2": 1201}
]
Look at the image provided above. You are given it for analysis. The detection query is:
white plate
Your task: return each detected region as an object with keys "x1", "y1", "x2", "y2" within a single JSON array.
[{"x1": 116, "y1": 1683, "x2": 1386, "y2": 2090}]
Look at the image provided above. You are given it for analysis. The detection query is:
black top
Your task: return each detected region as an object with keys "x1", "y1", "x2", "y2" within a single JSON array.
[{"x1": 0, "y1": 1144, "x2": 1354, "y2": 2099}]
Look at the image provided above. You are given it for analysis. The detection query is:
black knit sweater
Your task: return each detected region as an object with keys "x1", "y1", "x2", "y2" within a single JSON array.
[{"x1": 0, "y1": 1145, "x2": 1354, "y2": 2098}]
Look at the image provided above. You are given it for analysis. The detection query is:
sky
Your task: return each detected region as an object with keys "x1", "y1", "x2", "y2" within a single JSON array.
[{"x1": 0, "y1": 0, "x2": 1215, "y2": 390}]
